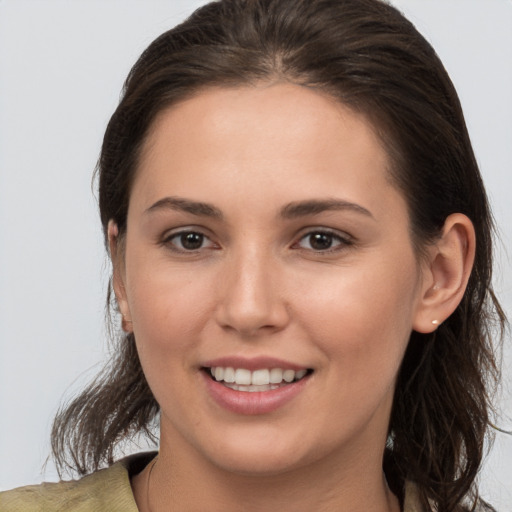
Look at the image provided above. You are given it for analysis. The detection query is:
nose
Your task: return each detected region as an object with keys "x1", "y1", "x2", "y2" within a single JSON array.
[{"x1": 214, "y1": 248, "x2": 289, "y2": 337}]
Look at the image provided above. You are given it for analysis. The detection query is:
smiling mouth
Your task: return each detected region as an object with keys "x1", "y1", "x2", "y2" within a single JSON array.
[{"x1": 203, "y1": 367, "x2": 313, "y2": 392}]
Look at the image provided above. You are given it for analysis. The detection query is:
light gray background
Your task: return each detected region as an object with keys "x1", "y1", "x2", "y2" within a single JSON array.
[{"x1": 1, "y1": 0, "x2": 511, "y2": 507}]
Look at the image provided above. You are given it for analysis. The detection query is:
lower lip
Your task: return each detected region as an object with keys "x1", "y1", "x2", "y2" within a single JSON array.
[{"x1": 202, "y1": 371, "x2": 310, "y2": 415}]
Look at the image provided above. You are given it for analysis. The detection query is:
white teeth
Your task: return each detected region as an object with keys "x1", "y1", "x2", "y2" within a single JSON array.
[
  {"x1": 224, "y1": 383, "x2": 281, "y2": 392},
  {"x1": 251, "y1": 369, "x2": 270, "y2": 385},
  {"x1": 208, "y1": 366, "x2": 309, "y2": 388},
  {"x1": 223, "y1": 367, "x2": 235, "y2": 383},
  {"x1": 295, "y1": 369, "x2": 307, "y2": 380},
  {"x1": 283, "y1": 369, "x2": 295, "y2": 383},
  {"x1": 269, "y1": 368, "x2": 283, "y2": 384},
  {"x1": 234, "y1": 368, "x2": 252, "y2": 385}
]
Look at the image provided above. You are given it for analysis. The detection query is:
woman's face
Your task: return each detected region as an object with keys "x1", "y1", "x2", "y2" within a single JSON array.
[{"x1": 116, "y1": 83, "x2": 431, "y2": 475}]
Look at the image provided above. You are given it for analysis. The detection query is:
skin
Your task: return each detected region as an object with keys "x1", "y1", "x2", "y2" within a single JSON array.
[{"x1": 111, "y1": 83, "x2": 475, "y2": 511}]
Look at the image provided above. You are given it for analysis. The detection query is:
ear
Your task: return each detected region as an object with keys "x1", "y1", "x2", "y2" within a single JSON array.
[
  {"x1": 108, "y1": 220, "x2": 133, "y2": 333},
  {"x1": 413, "y1": 213, "x2": 476, "y2": 333}
]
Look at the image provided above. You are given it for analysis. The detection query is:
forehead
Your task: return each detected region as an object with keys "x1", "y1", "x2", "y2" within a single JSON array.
[{"x1": 135, "y1": 83, "x2": 392, "y2": 198}]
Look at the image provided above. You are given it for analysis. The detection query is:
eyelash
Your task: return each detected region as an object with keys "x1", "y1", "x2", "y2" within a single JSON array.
[
  {"x1": 162, "y1": 230, "x2": 218, "y2": 253},
  {"x1": 161, "y1": 228, "x2": 354, "y2": 254},
  {"x1": 293, "y1": 229, "x2": 354, "y2": 253}
]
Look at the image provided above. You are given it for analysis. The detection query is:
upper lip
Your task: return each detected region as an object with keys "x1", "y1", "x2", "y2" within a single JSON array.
[{"x1": 201, "y1": 356, "x2": 309, "y2": 372}]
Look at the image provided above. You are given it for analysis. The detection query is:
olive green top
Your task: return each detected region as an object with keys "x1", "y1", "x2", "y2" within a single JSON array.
[
  {"x1": 0, "y1": 452, "x2": 425, "y2": 511},
  {"x1": 0, "y1": 453, "x2": 151, "y2": 512}
]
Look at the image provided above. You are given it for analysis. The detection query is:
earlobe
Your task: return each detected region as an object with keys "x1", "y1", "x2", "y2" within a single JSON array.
[
  {"x1": 108, "y1": 220, "x2": 133, "y2": 333},
  {"x1": 413, "y1": 213, "x2": 476, "y2": 334}
]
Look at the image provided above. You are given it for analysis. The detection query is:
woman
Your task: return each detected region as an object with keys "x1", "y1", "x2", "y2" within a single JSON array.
[{"x1": 0, "y1": 0, "x2": 507, "y2": 510}]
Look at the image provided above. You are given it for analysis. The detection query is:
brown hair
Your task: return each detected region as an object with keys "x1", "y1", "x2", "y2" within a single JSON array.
[{"x1": 51, "y1": 1, "x2": 507, "y2": 510}]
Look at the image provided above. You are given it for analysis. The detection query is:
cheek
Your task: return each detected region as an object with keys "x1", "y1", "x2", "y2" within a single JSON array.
[
  {"x1": 124, "y1": 259, "x2": 217, "y2": 360},
  {"x1": 123, "y1": 264, "x2": 215, "y2": 419},
  {"x1": 294, "y1": 257, "x2": 419, "y2": 381}
]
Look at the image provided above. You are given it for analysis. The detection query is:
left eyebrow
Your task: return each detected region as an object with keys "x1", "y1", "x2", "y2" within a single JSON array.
[{"x1": 280, "y1": 199, "x2": 375, "y2": 220}]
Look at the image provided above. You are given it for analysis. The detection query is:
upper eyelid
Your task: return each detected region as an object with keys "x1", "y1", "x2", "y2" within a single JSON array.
[
  {"x1": 161, "y1": 225, "x2": 214, "y2": 240},
  {"x1": 295, "y1": 226, "x2": 354, "y2": 241}
]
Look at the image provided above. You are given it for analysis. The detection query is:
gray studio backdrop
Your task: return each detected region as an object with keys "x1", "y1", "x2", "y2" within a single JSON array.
[{"x1": 1, "y1": 0, "x2": 511, "y2": 507}]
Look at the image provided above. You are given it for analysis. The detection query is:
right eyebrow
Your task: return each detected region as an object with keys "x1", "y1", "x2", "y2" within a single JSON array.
[{"x1": 144, "y1": 196, "x2": 224, "y2": 219}]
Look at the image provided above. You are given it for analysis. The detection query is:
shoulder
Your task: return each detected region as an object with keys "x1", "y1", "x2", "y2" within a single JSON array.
[
  {"x1": 0, "y1": 463, "x2": 134, "y2": 512},
  {"x1": 0, "y1": 452, "x2": 156, "y2": 512}
]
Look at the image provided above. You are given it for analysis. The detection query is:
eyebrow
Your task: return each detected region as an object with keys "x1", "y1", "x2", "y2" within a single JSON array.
[
  {"x1": 145, "y1": 196, "x2": 224, "y2": 219},
  {"x1": 280, "y1": 199, "x2": 374, "y2": 220},
  {"x1": 144, "y1": 196, "x2": 373, "y2": 221}
]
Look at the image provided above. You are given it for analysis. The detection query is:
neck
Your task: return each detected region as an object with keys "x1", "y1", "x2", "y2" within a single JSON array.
[{"x1": 134, "y1": 434, "x2": 400, "y2": 512}]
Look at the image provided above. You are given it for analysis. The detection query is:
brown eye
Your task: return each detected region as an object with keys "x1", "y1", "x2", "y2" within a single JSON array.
[
  {"x1": 165, "y1": 230, "x2": 215, "y2": 252},
  {"x1": 296, "y1": 230, "x2": 351, "y2": 252},
  {"x1": 308, "y1": 233, "x2": 335, "y2": 250},
  {"x1": 180, "y1": 232, "x2": 204, "y2": 250}
]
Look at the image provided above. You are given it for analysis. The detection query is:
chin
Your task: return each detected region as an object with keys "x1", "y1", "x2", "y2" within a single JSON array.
[
  {"x1": 208, "y1": 449, "x2": 308, "y2": 477},
  {"x1": 197, "y1": 429, "x2": 330, "y2": 477}
]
